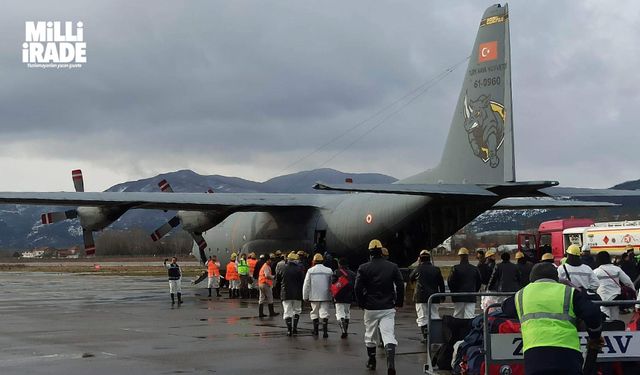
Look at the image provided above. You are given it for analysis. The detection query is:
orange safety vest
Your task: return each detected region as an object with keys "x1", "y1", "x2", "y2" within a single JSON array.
[
  {"x1": 248, "y1": 258, "x2": 257, "y2": 275},
  {"x1": 258, "y1": 263, "x2": 272, "y2": 287},
  {"x1": 207, "y1": 260, "x2": 220, "y2": 277},
  {"x1": 226, "y1": 262, "x2": 239, "y2": 280}
]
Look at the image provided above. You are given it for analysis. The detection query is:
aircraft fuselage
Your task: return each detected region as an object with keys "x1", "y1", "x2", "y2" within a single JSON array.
[{"x1": 191, "y1": 192, "x2": 497, "y2": 267}]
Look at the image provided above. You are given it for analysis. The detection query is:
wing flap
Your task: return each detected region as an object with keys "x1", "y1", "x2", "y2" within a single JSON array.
[
  {"x1": 540, "y1": 187, "x2": 640, "y2": 197},
  {"x1": 492, "y1": 198, "x2": 619, "y2": 209},
  {"x1": 312, "y1": 182, "x2": 497, "y2": 196}
]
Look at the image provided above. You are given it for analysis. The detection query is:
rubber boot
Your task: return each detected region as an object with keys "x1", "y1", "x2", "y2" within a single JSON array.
[
  {"x1": 229, "y1": 289, "x2": 234, "y2": 299},
  {"x1": 322, "y1": 318, "x2": 329, "y2": 338},
  {"x1": 208, "y1": 288, "x2": 212, "y2": 298},
  {"x1": 216, "y1": 288, "x2": 221, "y2": 297},
  {"x1": 338, "y1": 318, "x2": 344, "y2": 336},
  {"x1": 341, "y1": 318, "x2": 349, "y2": 339},
  {"x1": 170, "y1": 293, "x2": 175, "y2": 305},
  {"x1": 268, "y1": 304, "x2": 279, "y2": 317},
  {"x1": 420, "y1": 325, "x2": 428, "y2": 344},
  {"x1": 285, "y1": 317, "x2": 293, "y2": 336},
  {"x1": 177, "y1": 293, "x2": 183, "y2": 304},
  {"x1": 385, "y1": 344, "x2": 396, "y2": 375},
  {"x1": 293, "y1": 314, "x2": 300, "y2": 335},
  {"x1": 258, "y1": 304, "x2": 267, "y2": 318},
  {"x1": 312, "y1": 319, "x2": 319, "y2": 336},
  {"x1": 366, "y1": 346, "x2": 376, "y2": 370}
]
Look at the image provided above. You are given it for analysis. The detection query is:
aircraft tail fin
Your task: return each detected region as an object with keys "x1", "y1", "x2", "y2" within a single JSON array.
[{"x1": 400, "y1": 4, "x2": 514, "y2": 185}]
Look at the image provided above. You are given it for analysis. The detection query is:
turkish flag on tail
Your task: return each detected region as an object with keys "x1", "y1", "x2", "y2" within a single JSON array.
[{"x1": 478, "y1": 41, "x2": 498, "y2": 63}]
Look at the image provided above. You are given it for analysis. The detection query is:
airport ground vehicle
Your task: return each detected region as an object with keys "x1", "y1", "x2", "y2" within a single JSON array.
[{"x1": 518, "y1": 218, "x2": 640, "y2": 262}]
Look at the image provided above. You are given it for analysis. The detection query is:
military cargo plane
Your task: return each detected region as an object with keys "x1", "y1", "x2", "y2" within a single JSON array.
[{"x1": 1, "y1": 4, "x2": 639, "y2": 267}]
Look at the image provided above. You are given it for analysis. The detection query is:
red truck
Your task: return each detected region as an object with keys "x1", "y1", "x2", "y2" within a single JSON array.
[{"x1": 517, "y1": 218, "x2": 595, "y2": 261}]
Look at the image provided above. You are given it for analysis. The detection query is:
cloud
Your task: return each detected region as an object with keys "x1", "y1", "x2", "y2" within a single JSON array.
[{"x1": 1, "y1": 0, "x2": 639, "y2": 191}]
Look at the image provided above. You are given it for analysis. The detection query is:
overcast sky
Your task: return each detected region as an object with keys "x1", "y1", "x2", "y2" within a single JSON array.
[{"x1": 1, "y1": 0, "x2": 638, "y2": 191}]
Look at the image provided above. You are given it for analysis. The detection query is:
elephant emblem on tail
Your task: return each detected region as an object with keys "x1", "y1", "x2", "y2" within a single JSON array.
[{"x1": 463, "y1": 92, "x2": 505, "y2": 168}]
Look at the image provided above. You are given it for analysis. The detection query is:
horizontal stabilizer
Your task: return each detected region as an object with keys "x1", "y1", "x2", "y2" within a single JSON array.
[
  {"x1": 491, "y1": 198, "x2": 619, "y2": 210},
  {"x1": 312, "y1": 182, "x2": 497, "y2": 197}
]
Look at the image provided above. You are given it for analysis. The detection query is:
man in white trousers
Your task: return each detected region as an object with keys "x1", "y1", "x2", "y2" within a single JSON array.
[
  {"x1": 303, "y1": 253, "x2": 333, "y2": 338},
  {"x1": 332, "y1": 257, "x2": 356, "y2": 338},
  {"x1": 448, "y1": 248, "x2": 482, "y2": 318},
  {"x1": 164, "y1": 257, "x2": 183, "y2": 305},
  {"x1": 278, "y1": 252, "x2": 305, "y2": 336},
  {"x1": 409, "y1": 249, "x2": 445, "y2": 343},
  {"x1": 355, "y1": 239, "x2": 405, "y2": 375}
]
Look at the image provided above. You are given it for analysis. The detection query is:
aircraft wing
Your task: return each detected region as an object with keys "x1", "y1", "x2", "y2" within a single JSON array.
[
  {"x1": 312, "y1": 182, "x2": 498, "y2": 196},
  {"x1": 0, "y1": 192, "x2": 323, "y2": 211}
]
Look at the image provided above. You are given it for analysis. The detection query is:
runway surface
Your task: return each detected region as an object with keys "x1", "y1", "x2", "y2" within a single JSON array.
[{"x1": 0, "y1": 272, "x2": 434, "y2": 375}]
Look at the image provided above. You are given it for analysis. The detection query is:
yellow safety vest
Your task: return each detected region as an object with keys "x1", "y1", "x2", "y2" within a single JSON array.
[{"x1": 515, "y1": 281, "x2": 580, "y2": 353}]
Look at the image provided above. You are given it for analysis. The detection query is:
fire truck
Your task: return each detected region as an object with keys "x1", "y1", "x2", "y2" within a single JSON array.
[{"x1": 518, "y1": 218, "x2": 640, "y2": 262}]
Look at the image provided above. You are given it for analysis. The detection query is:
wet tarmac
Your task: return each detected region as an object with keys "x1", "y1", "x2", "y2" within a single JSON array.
[{"x1": 0, "y1": 273, "x2": 433, "y2": 374}]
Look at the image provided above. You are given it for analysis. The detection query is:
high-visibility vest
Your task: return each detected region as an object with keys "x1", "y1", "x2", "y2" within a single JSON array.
[
  {"x1": 248, "y1": 258, "x2": 257, "y2": 275},
  {"x1": 226, "y1": 262, "x2": 239, "y2": 280},
  {"x1": 515, "y1": 281, "x2": 580, "y2": 353},
  {"x1": 207, "y1": 260, "x2": 220, "y2": 277},
  {"x1": 258, "y1": 263, "x2": 272, "y2": 287},
  {"x1": 237, "y1": 259, "x2": 249, "y2": 276}
]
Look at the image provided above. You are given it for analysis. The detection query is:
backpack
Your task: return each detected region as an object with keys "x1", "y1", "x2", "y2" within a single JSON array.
[{"x1": 330, "y1": 269, "x2": 349, "y2": 298}]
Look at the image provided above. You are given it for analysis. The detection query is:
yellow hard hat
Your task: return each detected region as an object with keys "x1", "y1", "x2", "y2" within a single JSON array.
[
  {"x1": 313, "y1": 253, "x2": 324, "y2": 262},
  {"x1": 541, "y1": 253, "x2": 554, "y2": 261},
  {"x1": 419, "y1": 249, "x2": 430, "y2": 256},
  {"x1": 566, "y1": 244, "x2": 581, "y2": 256},
  {"x1": 368, "y1": 239, "x2": 383, "y2": 250},
  {"x1": 458, "y1": 247, "x2": 469, "y2": 255},
  {"x1": 248, "y1": 252, "x2": 256, "y2": 259},
  {"x1": 486, "y1": 249, "x2": 496, "y2": 257},
  {"x1": 275, "y1": 250, "x2": 282, "y2": 256},
  {"x1": 381, "y1": 248, "x2": 389, "y2": 256},
  {"x1": 287, "y1": 252, "x2": 299, "y2": 261},
  {"x1": 515, "y1": 251, "x2": 524, "y2": 260},
  {"x1": 230, "y1": 252, "x2": 237, "y2": 259}
]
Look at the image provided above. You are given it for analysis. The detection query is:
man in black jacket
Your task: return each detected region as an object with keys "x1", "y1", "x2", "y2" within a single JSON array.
[
  {"x1": 409, "y1": 249, "x2": 445, "y2": 343},
  {"x1": 476, "y1": 250, "x2": 490, "y2": 288},
  {"x1": 447, "y1": 248, "x2": 482, "y2": 319},
  {"x1": 355, "y1": 239, "x2": 404, "y2": 375},
  {"x1": 515, "y1": 251, "x2": 534, "y2": 288},
  {"x1": 278, "y1": 252, "x2": 305, "y2": 336},
  {"x1": 332, "y1": 257, "x2": 356, "y2": 338},
  {"x1": 489, "y1": 251, "x2": 521, "y2": 294}
]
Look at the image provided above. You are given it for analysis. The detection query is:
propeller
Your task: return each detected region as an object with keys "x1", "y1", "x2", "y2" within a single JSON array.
[
  {"x1": 40, "y1": 169, "x2": 96, "y2": 257},
  {"x1": 150, "y1": 179, "x2": 212, "y2": 263}
]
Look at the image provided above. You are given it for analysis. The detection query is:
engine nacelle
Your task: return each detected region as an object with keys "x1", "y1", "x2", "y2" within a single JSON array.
[
  {"x1": 76, "y1": 206, "x2": 127, "y2": 231},
  {"x1": 178, "y1": 210, "x2": 228, "y2": 233}
]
